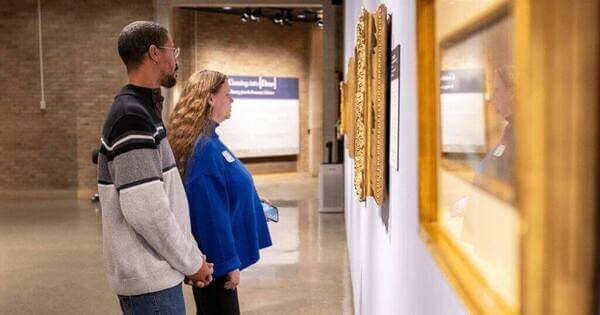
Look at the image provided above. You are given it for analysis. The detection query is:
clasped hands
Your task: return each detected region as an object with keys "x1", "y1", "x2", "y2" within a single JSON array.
[
  {"x1": 184, "y1": 256, "x2": 240, "y2": 290},
  {"x1": 185, "y1": 255, "x2": 214, "y2": 288}
]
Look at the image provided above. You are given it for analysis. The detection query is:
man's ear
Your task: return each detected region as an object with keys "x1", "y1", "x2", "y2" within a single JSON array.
[{"x1": 147, "y1": 45, "x2": 160, "y2": 63}]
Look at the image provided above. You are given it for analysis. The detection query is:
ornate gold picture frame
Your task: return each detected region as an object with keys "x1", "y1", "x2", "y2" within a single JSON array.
[
  {"x1": 417, "y1": 0, "x2": 599, "y2": 313},
  {"x1": 347, "y1": 56, "x2": 357, "y2": 158},
  {"x1": 339, "y1": 81, "x2": 346, "y2": 136},
  {"x1": 353, "y1": 8, "x2": 371, "y2": 201},
  {"x1": 367, "y1": 4, "x2": 389, "y2": 205}
]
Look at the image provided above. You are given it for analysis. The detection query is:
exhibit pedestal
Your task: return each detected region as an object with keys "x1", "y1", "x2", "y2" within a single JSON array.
[{"x1": 318, "y1": 163, "x2": 344, "y2": 213}]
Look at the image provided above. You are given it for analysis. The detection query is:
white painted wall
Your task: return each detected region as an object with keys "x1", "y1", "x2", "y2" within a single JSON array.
[{"x1": 343, "y1": 1, "x2": 467, "y2": 314}]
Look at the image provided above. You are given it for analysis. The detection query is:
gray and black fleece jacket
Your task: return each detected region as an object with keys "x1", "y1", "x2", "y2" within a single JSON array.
[{"x1": 97, "y1": 84, "x2": 203, "y2": 296}]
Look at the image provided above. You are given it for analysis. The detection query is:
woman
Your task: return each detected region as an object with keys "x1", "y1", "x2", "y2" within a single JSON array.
[
  {"x1": 460, "y1": 66, "x2": 516, "y2": 271},
  {"x1": 168, "y1": 70, "x2": 272, "y2": 315},
  {"x1": 472, "y1": 66, "x2": 515, "y2": 197}
]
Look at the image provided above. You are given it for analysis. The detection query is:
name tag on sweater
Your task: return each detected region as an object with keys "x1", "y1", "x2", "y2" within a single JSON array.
[
  {"x1": 222, "y1": 150, "x2": 235, "y2": 163},
  {"x1": 493, "y1": 144, "x2": 506, "y2": 157}
]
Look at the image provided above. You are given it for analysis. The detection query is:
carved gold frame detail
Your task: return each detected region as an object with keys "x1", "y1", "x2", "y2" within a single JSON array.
[
  {"x1": 367, "y1": 4, "x2": 388, "y2": 205},
  {"x1": 353, "y1": 8, "x2": 371, "y2": 201}
]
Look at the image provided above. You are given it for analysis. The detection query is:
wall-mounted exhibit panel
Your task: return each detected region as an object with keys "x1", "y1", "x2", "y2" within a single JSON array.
[
  {"x1": 388, "y1": 44, "x2": 401, "y2": 172},
  {"x1": 218, "y1": 75, "x2": 300, "y2": 158},
  {"x1": 418, "y1": 0, "x2": 599, "y2": 313}
]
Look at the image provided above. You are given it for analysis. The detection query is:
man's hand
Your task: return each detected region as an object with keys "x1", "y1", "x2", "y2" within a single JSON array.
[
  {"x1": 185, "y1": 256, "x2": 213, "y2": 288},
  {"x1": 223, "y1": 269, "x2": 240, "y2": 290}
]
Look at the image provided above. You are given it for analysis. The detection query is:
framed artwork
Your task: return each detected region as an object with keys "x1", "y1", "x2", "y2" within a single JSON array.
[
  {"x1": 347, "y1": 56, "x2": 357, "y2": 158},
  {"x1": 418, "y1": 0, "x2": 518, "y2": 312},
  {"x1": 367, "y1": 4, "x2": 389, "y2": 205},
  {"x1": 417, "y1": 0, "x2": 599, "y2": 313},
  {"x1": 339, "y1": 81, "x2": 346, "y2": 136},
  {"x1": 353, "y1": 8, "x2": 371, "y2": 201},
  {"x1": 347, "y1": 5, "x2": 390, "y2": 205}
]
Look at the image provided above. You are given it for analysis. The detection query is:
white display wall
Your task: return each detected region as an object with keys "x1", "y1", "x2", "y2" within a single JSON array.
[
  {"x1": 343, "y1": 1, "x2": 467, "y2": 314},
  {"x1": 218, "y1": 76, "x2": 300, "y2": 158}
]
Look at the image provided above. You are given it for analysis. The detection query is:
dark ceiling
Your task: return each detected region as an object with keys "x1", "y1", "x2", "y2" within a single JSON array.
[{"x1": 189, "y1": 7, "x2": 323, "y2": 25}]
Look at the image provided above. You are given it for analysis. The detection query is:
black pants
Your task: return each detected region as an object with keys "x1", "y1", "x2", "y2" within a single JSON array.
[{"x1": 192, "y1": 275, "x2": 240, "y2": 315}]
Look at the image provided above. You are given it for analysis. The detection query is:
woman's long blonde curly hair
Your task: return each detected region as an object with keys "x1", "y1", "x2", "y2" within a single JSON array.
[{"x1": 167, "y1": 70, "x2": 228, "y2": 177}]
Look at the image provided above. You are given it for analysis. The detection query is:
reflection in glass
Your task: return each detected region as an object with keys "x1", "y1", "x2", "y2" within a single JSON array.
[
  {"x1": 436, "y1": 5, "x2": 519, "y2": 309},
  {"x1": 473, "y1": 67, "x2": 515, "y2": 203}
]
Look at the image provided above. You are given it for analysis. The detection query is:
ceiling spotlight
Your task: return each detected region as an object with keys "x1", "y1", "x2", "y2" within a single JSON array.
[
  {"x1": 282, "y1": 10, "x2": 294, "y2": 25},
  {"x1": 298, "y1": 10, "x2": 314, "y2": 20},
  {"x1": 316, "y1": 19, "x2": 324, "y2": 28},
  {"x1": 250, "y1": 9, "x2": 261, "y2": 22},
  {"x1": 273, "y1": 12, "x2": 283, "y2": 25},
  {"x1": 223, "y1": 6, "x2": 232, "y2": 10},
  {"x1": 241, "y1": 8, "x2": 250, "y2": 22}
]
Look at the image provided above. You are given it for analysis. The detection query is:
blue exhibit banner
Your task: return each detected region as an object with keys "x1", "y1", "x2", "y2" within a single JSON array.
[
  {"x1": 440, "y1": 69, "x2": 484, "y2": 94},
  {"x1": 228, "y1": 76, "x2": 299, "y2": 99},
  {"x1": 439, "y1": 68, "x2": 487, "y2": 153}
]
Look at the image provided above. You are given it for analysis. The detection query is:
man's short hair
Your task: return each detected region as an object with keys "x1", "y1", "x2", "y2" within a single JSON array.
[{"x1": 118, "y1": 21, "x2": 169, "y2": 70}]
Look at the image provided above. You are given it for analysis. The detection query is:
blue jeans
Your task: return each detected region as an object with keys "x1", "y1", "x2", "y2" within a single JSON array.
[{"x1": 118, "y1": 283, "x2": 185, "y2": 315}]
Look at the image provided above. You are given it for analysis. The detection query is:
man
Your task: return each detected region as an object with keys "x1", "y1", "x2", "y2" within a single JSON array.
[{"x1": 97, "y1": 21, "x2": 212, "y2": 314}]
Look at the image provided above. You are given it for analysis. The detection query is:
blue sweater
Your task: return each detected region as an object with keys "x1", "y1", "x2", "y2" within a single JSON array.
[{"x1": 184, "y1": 124, "x2": 272, "y2": 278}]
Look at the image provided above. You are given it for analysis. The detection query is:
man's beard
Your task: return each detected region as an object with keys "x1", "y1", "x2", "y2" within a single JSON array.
[
  {"x1": 161, "y1": 65, "x2": 178, "y2": 88},
  {"x1": 161, "y1": 73, "x2": 177, "y2": 88}
]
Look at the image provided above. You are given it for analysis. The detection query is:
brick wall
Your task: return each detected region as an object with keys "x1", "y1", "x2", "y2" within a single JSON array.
[
  {"x1": 0, "y1": 0, "x2": 77, "y2": 190},
  {"x1": 172, "y1": 9, "x2": 317, "y2": 174},
  {"x1": 0, "y1": 3, "x2": 326, "y2": 194},
  {"x1": 0, "y1": 0, "x2": 153, "y2": 194},
  {"x1": 73, "y1": 1, "x2": 154, "y2": 197}
]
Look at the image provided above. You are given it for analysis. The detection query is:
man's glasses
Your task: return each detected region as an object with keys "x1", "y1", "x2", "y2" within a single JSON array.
[{"x1": 158, "y1": 46, "x2": 180, "y2": 58}]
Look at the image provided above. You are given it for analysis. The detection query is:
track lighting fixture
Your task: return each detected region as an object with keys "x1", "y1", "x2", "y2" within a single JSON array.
[
  {"x1": 273, "y1": 11, "x2": 283, "y2": 25},
  {"x1": 282, "y1": 10, "x2": 293, "y2": 25},
  {"x1": 241, "y1": 8, "x2": 251, "y2": 22},
  {"x1": 250, "y1": 9, "x2": 261, "y2": 22}
]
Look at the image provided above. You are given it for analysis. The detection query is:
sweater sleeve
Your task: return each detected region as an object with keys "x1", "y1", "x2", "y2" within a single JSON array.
[
  {"x1": 106, "y1": 114, "x2": 203, "y2": 276},
  {"x1": 187, "y1": 172, "x2": 241, "y2": 277}
]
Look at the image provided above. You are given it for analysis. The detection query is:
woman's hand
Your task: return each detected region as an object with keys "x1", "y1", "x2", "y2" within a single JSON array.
[
  {"x1": 260, "y1": 196, "x2": 272, "y2": 205},
  {"x1": 260, "y1": 196, "x2": 272, "y2": 222},
  {"x1": 224, "y1": 269, "x2": 240, "y2": 290}
]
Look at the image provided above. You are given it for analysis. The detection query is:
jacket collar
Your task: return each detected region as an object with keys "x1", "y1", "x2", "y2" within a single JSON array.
[
  {"x1": 209, "y1": 122, "x2": 220, "y2": 138},
  {"x1": 118, "y1": 84, "x2": 163, "y2": 116}
]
